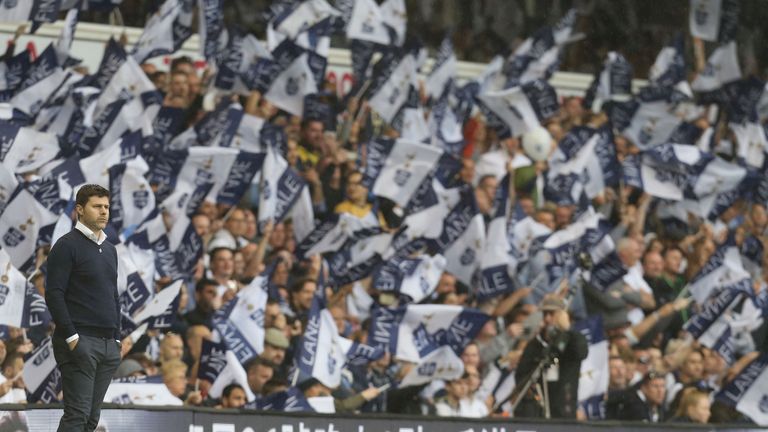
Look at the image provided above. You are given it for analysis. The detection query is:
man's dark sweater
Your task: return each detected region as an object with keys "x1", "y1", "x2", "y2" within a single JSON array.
[{"x1": 45, "y1": 229, "x2": 120, "y2": 340}]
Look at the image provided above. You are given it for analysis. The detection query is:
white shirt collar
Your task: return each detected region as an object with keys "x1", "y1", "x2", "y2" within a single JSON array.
[{"x1": 75, "y1": 221, "x2": 107, "y2": 245}]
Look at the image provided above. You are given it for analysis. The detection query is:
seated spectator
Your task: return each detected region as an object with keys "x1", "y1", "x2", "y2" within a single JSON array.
[
  {"x1": 184, "y1": 279, "x2": 219, "y2": 328},
  {"x1": 218, "y1": 383, "x2": 247, "y2": 409},
  {"x1": 245, "y1": 357, "x2": 275, "y2": 396}
]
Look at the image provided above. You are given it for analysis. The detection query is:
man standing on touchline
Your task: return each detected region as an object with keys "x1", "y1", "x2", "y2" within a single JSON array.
[{"x1": 45, "y1": 184, "x2": 122, "y2": 432}]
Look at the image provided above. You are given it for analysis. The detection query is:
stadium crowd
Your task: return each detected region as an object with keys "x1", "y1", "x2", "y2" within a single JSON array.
[{"x1": 0, "y1": 0, "x2": 767, "y2": 427}]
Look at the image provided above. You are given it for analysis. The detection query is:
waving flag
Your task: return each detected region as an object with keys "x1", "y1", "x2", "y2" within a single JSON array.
[
  {"x1": 0, "y1": 189, "x2": 57, "y2": 270},
  {"x1": 24, "y1": 337, "x2": 61, "y2": 403},
  {"x1": 381, "y1": 0, "x2": 407, "y2": 46},
  {"x1": 731, "y1": 122, "x2": 767, "y2": 168},
  {"x1": 688, "y1": 240, "x2": 751, "y2": 304},
  {"x1": 0, "y1": 122, "x2": 60, "y2": 174},
  {"x1": 584, "y1": 52, "x2": 633, "y2": 112},
  {"x1": 108, "y1": 157, "x2": 156, "y2": 234},
  {"x1": 649, "y1": 34, "x2": 686, "y2": 89},
  {"x1": 715, "y1": 352, "x2": 768, "y2": 426},
  {"x1": 576, "y1": 316, "x2": 609, "y2": 420},
  {"x1": 477, "y1": 79, "x2": 559, "y2": 139},
  {"x1": 685, "y1": 287, "x2": 742, "y2": 361},
  {"x1": 295, "y1": 292, "x2": 349, "y2": 388},
  {"x1": 55, "y1": 8, "x2": 80, "y2": 66},
  {"x1": 428, "y1": 93, "x2": 464, "y2": 154},
  {"x1": 691, "y1": 41, "x2": 741, "y2": 93},
  {"x1": 440, "y1": 198, "x2": 485, "y2": 285},
  {"x1": 346, "y1": 0, "x2": 391, "y2": 45},
  {"x1": 546, "y1": 125, "x2": 621, "y2": 205},
  {"x1": 689, "y1": 0, "x2": 740, "y2": 42},
  {"x1": 367, "y1": 137, "x2": 444, "y2": 208},
  {"x1": 623, "y1": 144, "x2": 702, "y2": 200},
  {"x1": 258, "y1": 145, "x2": 308, "y2": 229},
  {"x1": 116, "y1": 244, "x2": 152, "y2": 317},
  {"x1": 372, "y1": 254, "x2": 446, "y2": 304},
  {"x1": 198, "y1": 339, "x2": 256, "y2": 402},
  {"x1": 368, "y1": 54, "x2": 417, "y2": 123},
  {"x1": 198, "y1": 0, "x2": 226, "y2": 62},
  {"x1": 0, "y1": 0, "x2": 60, "y2": 31},
  {"x1": 212, "y1": 275, "x2": 269, "y2": 363},
  {"x1": 263, "y1": 52, "x2": 321, "y2": 117},
  {"x1": 104, "y1": 376, "x2": 183, "y2": 406},
  {"x1": 0, "y1": 248, "x2": 51, "y2": 328},
  {"x1": 272, "y1": 0, "x2": 340, "y2": 40},
  {"x1": 131, "y1": 280, "x2": 182, "y2": 331},
  {"x1": 132, "y1": 0, "x2": 194, "y2": 63},
  {"x1": 425, "y1": 35, "x2": 456, "y2": 102}
]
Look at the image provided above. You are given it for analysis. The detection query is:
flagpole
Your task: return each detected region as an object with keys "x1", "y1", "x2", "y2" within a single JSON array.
[{"x1": 291, "y1": 368, "x2": 300, "y2": 387}]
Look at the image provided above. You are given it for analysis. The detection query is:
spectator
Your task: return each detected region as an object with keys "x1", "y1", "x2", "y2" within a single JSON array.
[
  {"x1": 606, "y1": 371, "x2": 667, "y2": 422},
  {"x1": 244, "y1": 357, "x2": 275, "y2": 396},
  {"x1": 669, "y1": 388, "x2": 711, "y2": 424},
  {"x1": 334, "y1": 171, "x2": 374, "y2": 219},
  {"x1": 184, "y1": 279, "x2": 219, "y2": 328},
  {"x1": 219, "y1": 383, "x2": 248, "y2": 409},
  {"x1": 261, "y1": 328, "x2": 290, "y2": 370}
]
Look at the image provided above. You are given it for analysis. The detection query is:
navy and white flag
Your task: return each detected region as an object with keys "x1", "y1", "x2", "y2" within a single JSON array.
[
  {"x1": 264, "y1": 53, "x2": 321, "y2": 117},
  {"x1": 258, "y1": 146, "x2": 307, "y2": 230},
  {"x1": 398, "y1": 345, "x2": 465, "y2": 388},
  {"x1": 583, "y1": 52, "x2": 633, "y2": 112},
  {"x1": 132, "y1": 0, "x2": 193, "y2": 63},
  {"x1": 369, "y1": 138, "x2": 443, "y2": 208},
  {"x1": 212, "y1": 275, "x2": 269, "y2": 364},
  {"x1": 576, "y1": 316, "x2": 609, "y2": 420},
  {"x1": 131, "y1": 280, "x2": 182, "y2": 330},
  {"x1": 198, "y1": 339, "x2": 256, "y2": 402},
  {"x1": 372, "y1": 254, "x2": 446, "y2": 304},
  {"x1": 688, "y1": 152, "x2": 746, "y2": 199},
  {"x1": 546, "y1": 125, "x2": 621, "y2": 204},
  {"x1": 24, "y1": 337, "x2": 61, "y2": 403},
  {"x1": 0, "y1": 248, "x2": 50, "y2": 328},
  {"x1": 368, "y1": 54, "x2": 417, "y2": 123},
  {"x1": 214, "y1": 33, "x2": 272, "y2": 93},
  {"x1": 425, "y1": 35, "x2": 456, "y2": 102},
  {"x1": 198, "y1": 0, "x2": 226, "y2": 62},
  {"x1": 691, "y1": 41, "x2": 742, "y2": 93},
  {"x1": 690, "y1": 0, "x2": 740, "y2": 43},
  {"x1": 615, "y1": 98, "x2": 683, "y2": 151},
  {"x1": 271, "y1": 0, "x2": 340, "y2": 40},
  {"x1": 55, "y1": 7, "x2": 79, "y2": 66},
  {"x1": 95, "y1": 52, "x2": 157, "y2": 115},
  {"x1": 0, "y1": 0, "x2": 61, "y2": 30},
  {"x1": 103, "y1": 375, "x2": 183, "y2": 406},
  {"x1": 622, "y1": 144, "x2": 701, "y2": 200},
  {"x1": 731, "y1": 122, "x2": 767, "y2": 168},
  {"x1": 108, "y1": 157, "x2": 156, "y2": 234},
  {"x1": 428, "y1": 93, "x2": 465, "y2": 154},
  {"x1": 325, "y1": 228, "x2": 392, "y2": 286},
  {"x1": 649, "y1": 34, "x2": 686, "y2": 89},
  {"x1": 0, "y1": 50, "x2": 31, "y2": 94},
  {"x1": 540, "y1": 208, "x2": 612, "y2": 283},
  {"x1": 0, "y1": 189, "x2": 57, "y2": 270},
  {"x1": 295, "y1": 292, "x2": 349, "y2": 388},
  {"x1": 89, "y1": 38, "x2": 127, "y2": 91},
  {"x1": 684, "y1": 286, "x2": 742, "y2": 355},
  {"x1": 689, "y1": 240, "x2": 751, "y2": 304},
  {"x1": 0, "y1": 161, "x2": 18, "y2": 215},
  {"x1": 0, "y1": 122, "x2": 60, "y2": 174},
  {"x1": 75, "y1": 130, "x2": 141, "y2": 186},
  {"x1": 381, "y1": 0, "x2": 407, "y2": 46},
  {"x1": 346, "y1": 0, "x2": 391, "y2": 45},
  {"x1": 715, "y1": 352, "x2": 768, "y2": 426},
  {"x1": 441, "y1": 200, "x2": 485, "y2": 285},
  {"x1": 175, "y1": 146, "x2": 265, "y2": 205},
  {"x1": 116, "y1": 244, "x2": 152, "y2": 317},
  {"x1": 477, "y1": 79, "x2": 559, "y2": 139},
  {"x1": 256, "y1": 387, "x2": 314, "y2": 412},
  {"x1": 10, "y1": 45, "x2": 66, "y2": 117},
  {"x1": 295, "y1": 212, "x2": 379, "y2": 260}
]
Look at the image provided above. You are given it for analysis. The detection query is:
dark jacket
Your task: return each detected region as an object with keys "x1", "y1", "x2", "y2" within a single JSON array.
[
  {"x1": 514, "y1": 327, "x2": 588, "y2": 419},
  {"x1": 606, "y1": 388, "x2": 665, "y2": 422}
]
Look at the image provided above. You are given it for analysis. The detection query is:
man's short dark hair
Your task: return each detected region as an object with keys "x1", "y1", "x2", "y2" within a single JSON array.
[
  {"x1": 209, "y1": 247, "x2": 235, "y2": 261},
  {"x1": 170, "y1": 56, "x2": 193, "y2": 72},
  {"x1": 222, "y1": 383, "x2": 244, "y2": 399},
  {"x1": 76, "y1": 184, "x2": 110, "y2": 208},
  {"x1": 244, "y1": 356, "x2": 276, "y2": 374},
  {"x1": 195, "y1": 278, "x2": 218, "y2": 293},
  {"x1": 290, "y1": 277, "x2": 316, "y2": 293}
]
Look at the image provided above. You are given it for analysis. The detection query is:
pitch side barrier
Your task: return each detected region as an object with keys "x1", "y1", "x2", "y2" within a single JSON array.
[{"x1": 0, "y1": 404, "x2": 765, "y2": 432}]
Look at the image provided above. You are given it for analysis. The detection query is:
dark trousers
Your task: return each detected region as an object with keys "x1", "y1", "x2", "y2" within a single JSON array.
[{"x1": 52, "y1": 335, "x2": 121, "y2": 432}]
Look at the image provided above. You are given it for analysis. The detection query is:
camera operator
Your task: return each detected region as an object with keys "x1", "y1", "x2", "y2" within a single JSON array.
[{"x1": 513, "y1": 294, "x2": 588, "y2": 419}]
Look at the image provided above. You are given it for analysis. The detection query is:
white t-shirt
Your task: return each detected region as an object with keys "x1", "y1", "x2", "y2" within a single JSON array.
[
  {"x1": 623, "y1": 263, "x2": 653, "y2": 325},
  {"x1": 460, "y1": 397, "x2": 489, "y2": 418},
  {"x1": 0, "y1": 374, "x2": 26, "y2": 403}
]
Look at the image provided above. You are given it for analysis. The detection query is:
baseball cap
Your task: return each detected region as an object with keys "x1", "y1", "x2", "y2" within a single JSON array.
[{"x1": 264, "y1": 328, "x2": 290, "y2": 349}]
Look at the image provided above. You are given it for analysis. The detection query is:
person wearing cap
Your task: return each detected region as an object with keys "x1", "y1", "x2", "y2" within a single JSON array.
[
  {"x1": 262, "y1": 328, "x2": 290, "y2": 367},
  {"x1": 513, "y1": 294, "x2": 588, "y2": 419},
  {"x1": 114, "y1": 359, "x2": 146, "y2": 379}
]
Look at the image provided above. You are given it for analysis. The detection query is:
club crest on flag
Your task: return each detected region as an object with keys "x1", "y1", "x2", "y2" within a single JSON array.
[
  {"x1": 695, "y1": 2, "x2": 709, "y2": 25},
  {"x1": 394, "y1": 168, "x2": 411, "y2": 186},
  {"x1": 33, "y1": 344, "x2": 52, "y2": 366},
  {"x1": 760, "y1": 394, "x2": 768, "y2": 413},
  {"x1": 388, "y1": 87, "x2": 401, "y2": 105},
  {"x1": 133, "y1": 186, "x2": 150, "y2": 209},
  {"x1": 3, "y1": 222, "x2": 30, "y2": 248},
  {"x1": 639, "y1": 118, "x2": 658, "y2": 145},
  {"x1": 419, "y1": 276, "x2": 430, "y2": 293},
  {"x1": 459, "y1": 247, "x2": 476, "y2": 266},
  {"x1": 327, "y1": 351, "x2": 337, "y2": 375},
  {"x1": 0, "y1": 284, "x2": 8, "y2": 305},
  {"x1": 286, "y1": 73, "x2": 305, "y2": 96},
  {"x1": 3, "y1": 0, "x2": 18, "y2": 9}
]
